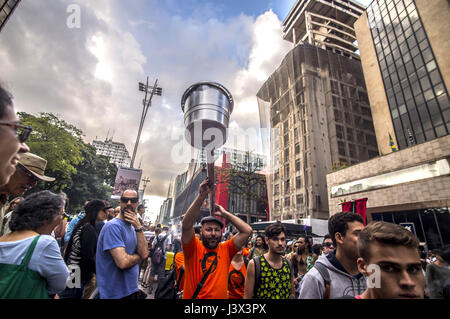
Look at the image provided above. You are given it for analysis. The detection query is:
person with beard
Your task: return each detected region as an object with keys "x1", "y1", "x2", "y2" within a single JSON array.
[
  {"x1": 181, "y1": 178, "x2": 252, "y2": 299},
  {"x1": 96, "y1": 189, "x2": 148, "y2": 299},
  {"x1": 244, "y1": 222, "x2": 295, "y2": 299}
]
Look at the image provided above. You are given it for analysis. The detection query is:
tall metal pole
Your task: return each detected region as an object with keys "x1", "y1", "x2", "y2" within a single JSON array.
[{"x1": 131, "y1": 77, "x2": 159, "y2": 168}]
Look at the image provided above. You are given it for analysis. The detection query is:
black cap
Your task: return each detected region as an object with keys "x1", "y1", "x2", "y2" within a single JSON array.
[{"x1": 200, "y1": 216, "x2": 224, "y2": 228}]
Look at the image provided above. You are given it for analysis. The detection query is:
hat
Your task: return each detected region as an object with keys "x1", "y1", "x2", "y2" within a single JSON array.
[
  {"x1": 101, "y1": 200, "x2": 112, "y2": 210},
  {"x1": 200, "y1": 216, "x2": 224, "y2": 228},
  {"x1": 18, "y1": 153, "x2": 55, "y2": 182}
]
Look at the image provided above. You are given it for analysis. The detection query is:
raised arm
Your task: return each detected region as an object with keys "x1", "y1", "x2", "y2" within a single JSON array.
[
  {"x1": 213, "y1": 204, "x2": 252, "y2": 251},
  {"x1": 181, "y1": 178, "x2": 210, "y2": 245}
]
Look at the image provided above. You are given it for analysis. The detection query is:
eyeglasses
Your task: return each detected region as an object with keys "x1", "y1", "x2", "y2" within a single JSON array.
[
  {"x1": 0, "y1": 121, "x2": 32, "y2": 143},
  {"x1": 120, "y1": 197, "x2": 138, "y2": 204}
]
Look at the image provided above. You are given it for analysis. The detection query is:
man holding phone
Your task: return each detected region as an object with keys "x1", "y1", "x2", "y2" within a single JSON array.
[{"x1": 96, "y1": 189, "x2": 148, "y2": 299}]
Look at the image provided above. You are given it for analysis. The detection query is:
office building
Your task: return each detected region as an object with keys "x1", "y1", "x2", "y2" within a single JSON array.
[
  {"x1": 327, "y1": 0, "x2": 450, "y2": 250},
  {"x1": 92, "y1": 138, "x2": 132, "y2": 168}
]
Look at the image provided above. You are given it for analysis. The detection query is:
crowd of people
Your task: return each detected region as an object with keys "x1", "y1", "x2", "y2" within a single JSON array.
[{"x1": 1, "y1": 83, "x2": 450, "y2": 300}]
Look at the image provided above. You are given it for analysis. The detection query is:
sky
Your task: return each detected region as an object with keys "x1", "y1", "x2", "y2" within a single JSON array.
[{"x1": 0, "y1": 0, "x2": 371, "y2": 222}]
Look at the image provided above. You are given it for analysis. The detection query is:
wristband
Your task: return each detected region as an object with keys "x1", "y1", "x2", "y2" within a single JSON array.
[{"x1": 135, "y1": 226, "x2": 145, "y2": 233}]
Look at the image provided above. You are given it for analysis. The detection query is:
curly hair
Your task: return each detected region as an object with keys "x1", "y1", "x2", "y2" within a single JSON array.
[{"x1": 9, "y1": 190, "x2": 65, "y2": 232}]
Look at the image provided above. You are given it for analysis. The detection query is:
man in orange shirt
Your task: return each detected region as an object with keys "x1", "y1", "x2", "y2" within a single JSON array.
[
  {"x1": 181, "y1": 178, "x2": 252, "y2": 299},
  {"x1": 228, "y1": 248, "x2": 246, "y2": 299}
]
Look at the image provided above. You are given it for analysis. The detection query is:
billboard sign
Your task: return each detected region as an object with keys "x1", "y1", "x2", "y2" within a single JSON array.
[{"x1": 111, "y1": 166, "x2": 143, "y2": 199}]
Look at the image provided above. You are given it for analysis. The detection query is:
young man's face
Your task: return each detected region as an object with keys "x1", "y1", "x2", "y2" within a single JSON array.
[
  {"x1": 336, "y1": 221, "x2": 364, "y2": 260},
  {"x1": 358, "y1": 242, "x2": 424, "y2": 299},
  {"x1": 266, "y1": 232, "x2": 287, "y2": 255},
  {"x1": 201, "y1": 222, "x2": 222, "y2": 249}
]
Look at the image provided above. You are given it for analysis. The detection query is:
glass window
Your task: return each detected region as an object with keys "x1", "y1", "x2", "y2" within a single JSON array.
[
  {"x1": 428, "y1": 99, "x2": 443, "y2": 126},
  {"x1": 396, "y1": 93, "x2": 405, "y2": 106},
  {"x1": 424, "y1": 129, "x2": 435, "y2": 140},
  {"x1": 426, "y1": 60, "x2": 437, "y2": 72},
  {"x1": 434, "y1": 83, "x2": 445, "y2": 97},
  {"x1": 416, "y1": 28, "x2": 426, "y2": 43},
  {"x1": 424, "y1": 89, "x2": 435, "y2": 101},
  {"x1": 429, "y1": 69, "x2": 441, "y2": 86},
  {"x1": 417, "y1": 66, "x2": 427, "y2": 79},
  {"x1": 420, "y1": 76, "x2": 431, "y2": 92},
  {"x1": 392, "y1": 108, "x2": 399, "y2": 119},
  {"x1": 438, "y1": 94, "x2": 450, "y2": 111},
  {"x1": 435, "y1": 125, "x2": 447, "y2": 138}
]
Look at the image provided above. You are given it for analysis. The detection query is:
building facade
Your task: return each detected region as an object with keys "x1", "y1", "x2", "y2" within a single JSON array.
[
  {"x1": 355, "y1": 0, "x2": 449, "y2": 154},
  {"x1": 257, "y1": 0, "x2": 380, "y2": 221},
  {"x1": 0, "y1": 0, "x2": 21, "y2": 32},
  {"x1": 326, "y1": 0, "x2": 450, "y2": 250},
  {"x1": 327, "y1": 135, "x2": 450, "y2": 250},
  {"x1": 92, "y1": 139, "x2": 132, "y2": 168}
]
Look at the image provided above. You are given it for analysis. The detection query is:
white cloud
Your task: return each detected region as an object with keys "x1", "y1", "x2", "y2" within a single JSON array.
[{"x1": 0, "y1": 0, "x2": 292, "y2": 201}]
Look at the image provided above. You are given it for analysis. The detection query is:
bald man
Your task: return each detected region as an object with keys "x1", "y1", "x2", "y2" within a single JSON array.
[{"x1": 96, "y1": 189, "x2": 148, "y2": 299}]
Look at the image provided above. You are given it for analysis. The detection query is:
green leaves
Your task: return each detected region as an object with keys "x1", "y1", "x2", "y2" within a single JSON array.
[{"x1": 18, "y1": 112, "x2": 118, "y2": 212}]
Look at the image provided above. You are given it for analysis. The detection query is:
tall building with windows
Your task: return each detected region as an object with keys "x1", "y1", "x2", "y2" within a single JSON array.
[
  {"x1": 355, "y1": 0, "x2": 449, "y2": 153},
  {"x1": 0, "y1": 0, "x2": 21, "y2": 32},
  {"x1": 92, "y1": 138, "x2": 132, "y2": 168},
  {"x1": 257, "y1": 0, "x2": 379, "y2": 221},
  {"x1": 327, "y1": 0, "x2": 450, "y2": 250}
]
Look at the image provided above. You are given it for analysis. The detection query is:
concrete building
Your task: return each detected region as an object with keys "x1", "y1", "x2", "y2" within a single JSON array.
[
  {"x1": 257, "y1": 0, "x2": 379, "y2": 221},
  {"x1": 92, "y1": 138, "x2": 132, "y2": 168},
  {"x1": 327, "y1": 135, "x2": 450, "y2": 249},
  {"x1": 327, "y1": 0, "x2": 450, "y2": 250},
  {"x1": 0, "y1": 0, "x2": 21, "y2": 32},
  {"x1": 283, "y1": 0, "x2": 366, "y2": 59}
]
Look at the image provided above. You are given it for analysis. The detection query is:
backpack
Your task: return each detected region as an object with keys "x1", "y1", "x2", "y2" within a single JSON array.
[
  {"x1": 311, "y1": 262, "x2": 331, "y2": 299},
  {"x1": 153, "y1": 234, "x2": 168, "y2": 265},
  {"x1": 253, "y1": 255, "x2": 292, "y2": 297},
  {"x1": 154, "y1": 252, "x2": 184, "y2": 299}
]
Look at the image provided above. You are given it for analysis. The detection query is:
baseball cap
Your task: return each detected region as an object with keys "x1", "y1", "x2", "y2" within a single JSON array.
[{"x1": 200, "y1": 216, "x2": 224, "y2": 228}]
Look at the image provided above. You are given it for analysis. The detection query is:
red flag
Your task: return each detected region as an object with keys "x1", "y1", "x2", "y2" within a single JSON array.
[
  {"x1": 341, "y1": 201, "x2": 353, "y2": 212},
  {"x1": 355, "y1": 198, "x2": 368, "y2": 226}
]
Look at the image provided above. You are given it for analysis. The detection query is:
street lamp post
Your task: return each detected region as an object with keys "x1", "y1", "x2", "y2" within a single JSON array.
[{"x1": 130, "y1": 76, "x2": 162, "y2": 168}]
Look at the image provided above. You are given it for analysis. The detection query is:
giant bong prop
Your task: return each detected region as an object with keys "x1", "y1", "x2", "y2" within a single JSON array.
[{"x1": 181, "y1": 82, "x2": 234, "y2": 215}]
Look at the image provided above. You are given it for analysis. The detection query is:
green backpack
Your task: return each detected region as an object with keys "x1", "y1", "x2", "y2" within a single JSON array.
[{"x1": 0, "y1": 235, "x2": 50, "y2": 299}]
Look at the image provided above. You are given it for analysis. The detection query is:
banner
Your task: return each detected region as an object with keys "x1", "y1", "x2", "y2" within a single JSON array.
[{"x1": 111, "y1": 166, "x2": 143, "y2": 199}]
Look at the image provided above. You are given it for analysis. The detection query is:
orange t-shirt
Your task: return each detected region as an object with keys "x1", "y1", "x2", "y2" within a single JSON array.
[
  {"x1": 228, "y1": 262, "x2": 246, "y2": 299},
  {"x1": 182, "y1": 236, "x2": 238, "y2": 299},
  {"x1": 175, "y1": 252, "x2": 185, "y2": 292}
]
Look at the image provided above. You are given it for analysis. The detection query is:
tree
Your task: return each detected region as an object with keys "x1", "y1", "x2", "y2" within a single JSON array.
[
  {"x1": 18, "y1": 112, "x2": 85, "y2": 191},
  {"x1": 65, "y1": 144, "x2": 118, "y2": 212},
  {"x1": 18, "y1": 112, "x2": 118, "y2": 213},
  {"x1": 216, "y1": 151, "x2": 267, "y2": 224}
]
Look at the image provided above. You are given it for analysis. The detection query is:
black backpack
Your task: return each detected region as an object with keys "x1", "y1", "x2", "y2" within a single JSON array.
[{"x1": 154, "y1": 252, "x2": 184, "y2": 299}]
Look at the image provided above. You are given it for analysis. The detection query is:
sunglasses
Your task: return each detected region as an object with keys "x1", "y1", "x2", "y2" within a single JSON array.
[
  {"x1": 324, "y1": 242, "x2": 334, "y2": 248},
  {"x1": 0, "y1": 121, "x2": 32, "y2": 143},
  {"x1": 120, "y1": 197, "x2": 139, "y2": 203}
]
